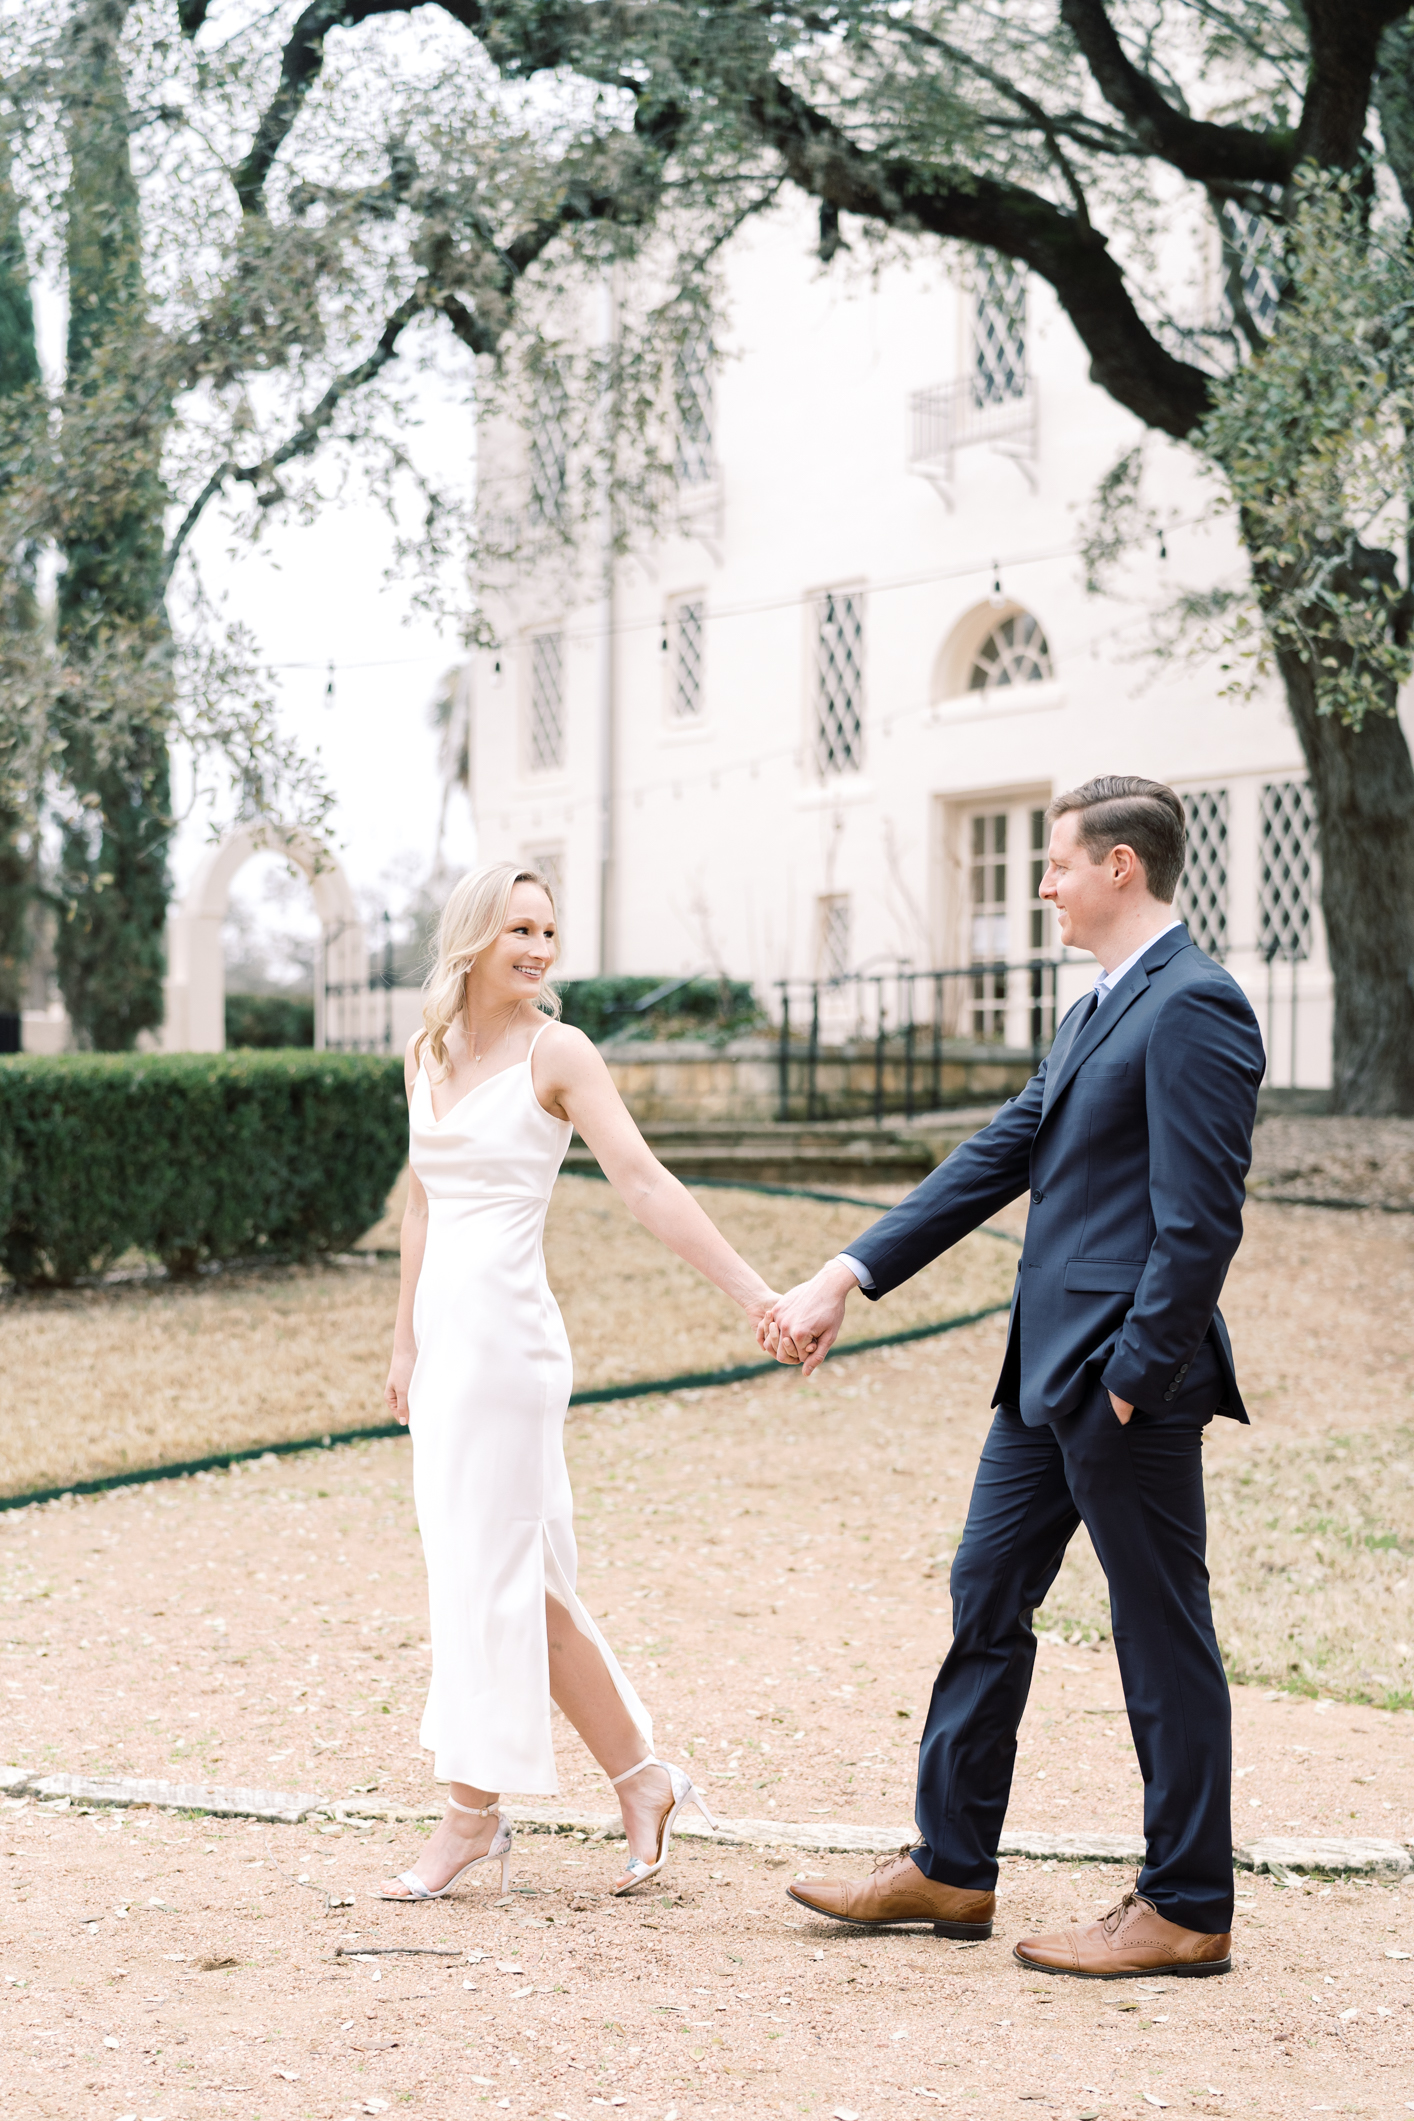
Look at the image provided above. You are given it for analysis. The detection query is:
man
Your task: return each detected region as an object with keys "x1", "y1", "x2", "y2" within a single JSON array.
[{"x1": 764, "y1": 776, "x2": 1264, "y2": 1978}]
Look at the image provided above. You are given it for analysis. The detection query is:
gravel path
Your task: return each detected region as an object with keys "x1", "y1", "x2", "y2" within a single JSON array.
[{"x1": 3, "y1": 1196, "x2": 1414, "y2": 2119}]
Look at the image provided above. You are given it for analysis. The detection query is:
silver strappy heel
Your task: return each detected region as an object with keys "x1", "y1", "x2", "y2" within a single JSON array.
[
  {"x1": 380, "y1": 1796, "x2": 513, "y2": 1901},
  {"x1": 608, "y1": 1755, "x2": 717, "y2": 1895}
]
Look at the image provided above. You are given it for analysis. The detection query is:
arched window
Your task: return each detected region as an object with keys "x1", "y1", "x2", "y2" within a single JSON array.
[{"x1": 967, "y1": 611, "x2": 1052, "y2": 692}]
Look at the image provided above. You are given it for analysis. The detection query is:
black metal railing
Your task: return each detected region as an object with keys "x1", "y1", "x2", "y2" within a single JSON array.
[{"x1": 774, "y1": 960, "x2": 1060, "y2": 1123}]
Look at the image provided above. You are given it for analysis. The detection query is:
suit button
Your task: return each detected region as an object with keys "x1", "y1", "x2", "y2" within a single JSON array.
[
  {"x1": 1031, "y1": 1190, "x2": 1044, "y2": 1204},
  {"x1": 1163, "y1": 1389, "x2": 1177, "y2": 1403}
]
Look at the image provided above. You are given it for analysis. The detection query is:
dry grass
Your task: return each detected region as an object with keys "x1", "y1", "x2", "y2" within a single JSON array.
[
  {"x1": 1034, "y1": 1425, "x2": 1414, "y2": 1711},
  {"x1": 4, "y1": 1172, "x2": 1413, "y2": 1713},
  {"x1": 1249, "y1": 1113, "x2": 1414, "y2": 1208},
  {"x1": 0, "y1": 1176, "x2": 1015, "y2": 1502}
]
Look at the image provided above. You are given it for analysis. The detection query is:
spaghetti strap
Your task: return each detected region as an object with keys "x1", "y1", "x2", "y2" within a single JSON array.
[{"x1": 527, "y1": 1015, "x2": 557, "y2": 1058}]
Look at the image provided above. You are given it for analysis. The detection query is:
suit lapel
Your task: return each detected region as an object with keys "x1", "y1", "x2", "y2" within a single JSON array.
[{"x1": 1040, "y1": 927, "x2": 1194, "y2": 1121}]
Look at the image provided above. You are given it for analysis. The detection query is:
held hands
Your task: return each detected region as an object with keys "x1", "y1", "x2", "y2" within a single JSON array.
[{"x1": 756, "y1": 1259, "x2": 859, "y2": 1378}]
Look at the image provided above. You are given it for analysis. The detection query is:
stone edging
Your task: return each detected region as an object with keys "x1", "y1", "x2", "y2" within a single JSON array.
[{"x1": 5, "y1": 1769, "x2": 1410, "y2": 1878}]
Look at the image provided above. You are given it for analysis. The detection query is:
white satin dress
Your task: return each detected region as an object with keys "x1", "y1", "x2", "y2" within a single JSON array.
[{"x1": 406, "y1": 1020, "x2": 651, "y2": 1793}]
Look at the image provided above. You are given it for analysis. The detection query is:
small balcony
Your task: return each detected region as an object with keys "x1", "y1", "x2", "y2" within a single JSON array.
[{"x1": 907, "y1": 376, "x2": 1038, "y2": 508}]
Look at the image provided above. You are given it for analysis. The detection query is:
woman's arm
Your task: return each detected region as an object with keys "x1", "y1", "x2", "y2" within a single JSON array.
[
  {"x1": 385, "y1": 1038, "x2": 430, "y2": 1425},
  {"x1": 535, "y1": 1024, "x2": 776, "y2": 1324}
]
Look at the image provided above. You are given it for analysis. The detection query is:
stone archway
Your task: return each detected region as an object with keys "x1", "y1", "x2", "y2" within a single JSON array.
[{"x1": 162, "y1": 825, "x2": 368, "y2": 1052}]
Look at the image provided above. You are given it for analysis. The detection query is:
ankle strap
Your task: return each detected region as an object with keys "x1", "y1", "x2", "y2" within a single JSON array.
[
  {"x1": 447, "y1": 1796, "x2": 500, "y2": 1817},
  {"x1": 609, "y1": 1755, "x2": 661, "y2": 1788}
]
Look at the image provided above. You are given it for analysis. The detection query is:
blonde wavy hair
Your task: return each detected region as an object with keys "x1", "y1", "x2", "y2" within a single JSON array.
[{"x1": 418, "y1": 862, "x2": 561, "y2": 1074}]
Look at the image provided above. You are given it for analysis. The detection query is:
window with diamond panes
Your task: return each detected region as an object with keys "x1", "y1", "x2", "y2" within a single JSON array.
[
  {"x1": 671, "y1": 598, "x2": 704, "y2": 719},
  {"x1": 674, "y1": 326, "x2": 715, "y2": 486},
  {"x1": 527, "y1": 631, "x2": 565, "y2": 773},
  {"x1": 818, "y1": 895, "x2": 851, "y2": 981},
  {"x1": 972, "y1": 259, "x2": 1027, "y2": 408},
  {"x1": 814, "y1": 591, "x2": 864, "y2": 776},
  {"x1": 1178, "y1": 788, "x2": 1230, "y2": 959},
  {"x1": 525, "y1": 847, "x2": 564, "y2": 916},
  {"x1": 968, "y1": 611, "x2": 1052, "y2": 692},
  {"x1": 1221, "y1": 202, "x2": 1282, "y2": 337},
  {"x1": 1259, "y1": 781, "x2": 1315, "y2": 960},
  {"x1": 527, "y1": 370, "x2": 570, "y2": 526}
]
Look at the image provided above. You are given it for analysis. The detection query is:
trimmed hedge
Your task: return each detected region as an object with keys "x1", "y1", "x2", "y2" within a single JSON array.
[
  {"x1": 559, "y1": 975, "x2": 760, "y2": 1046},
  {"x1": 225, "y1": 991, "x2": 315, "y2": 1049},
  {"x1": 0, "y1": 1052, "x2": 407, "y2": 1286}
]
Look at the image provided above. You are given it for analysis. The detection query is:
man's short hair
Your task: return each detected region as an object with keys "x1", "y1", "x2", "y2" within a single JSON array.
[{"x1": 1046, "y1": 776, "x2": 1186, "y2": 903}]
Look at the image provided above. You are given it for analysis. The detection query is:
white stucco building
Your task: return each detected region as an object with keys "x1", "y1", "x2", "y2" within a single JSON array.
[{"x1": 467, "y1": 205, "x2": 1364, "y2": 1090}]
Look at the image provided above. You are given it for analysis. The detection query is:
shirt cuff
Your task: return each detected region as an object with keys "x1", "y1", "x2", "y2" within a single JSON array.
[{"x1": 835, "y1": 1253, "x2": 874, "y2": 1291}]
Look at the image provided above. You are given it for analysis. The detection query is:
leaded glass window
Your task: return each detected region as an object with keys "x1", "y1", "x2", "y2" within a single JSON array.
[
  {"x1": 818, "y1": 895, "x2": 851, "y2": 981},
  {"x1": 527, "y1": 631, "x2": 565, "y2": 774},
  {"x1": 674, "y1": 326, "x2": 715, "y2": 485},
  {"x1": 527, "y1": 369, "x2": 570, "y2": 526},
  {"x1": 525, "y1": 847, "x2": 563, "y2": 911},
  {"x1": 972, "y1": 259, "x2": 1027, "y2": 408},
  {"x1": 814, "y1": 591, "x2": 864, "y2": 776},
  {"x1": 1259, "y1": 781, "x2": 1315, "y2": 960},
  {"x1": 1221, "y1": 202, "x2": 1283, "y2": 337},
  {"x1": 1178, "y1": 788, "x2": 1230, "y2": 958},
  {"x1": 968, "y1": 611, "x2": 1052, "y2": 691},
  {"x1": 671, "y1": 597, "x2": 704, "y2": 718}
]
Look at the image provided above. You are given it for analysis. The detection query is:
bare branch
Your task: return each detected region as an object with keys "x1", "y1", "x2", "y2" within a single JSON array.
[
  {"x1": 741, "y1": 69, "x2": 1212, "y2": 439},
  {"x1": 894, "y1": 21, "x2": 1093, "y2": 227},
  {"x1": 1060, "y1": 0, "x2": 1296, "y2": 183}
]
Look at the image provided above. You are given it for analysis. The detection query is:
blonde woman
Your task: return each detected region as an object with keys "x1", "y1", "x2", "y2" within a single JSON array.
[{"x1": 380, "y1": 863, "x2": 775, "y2": 1901}]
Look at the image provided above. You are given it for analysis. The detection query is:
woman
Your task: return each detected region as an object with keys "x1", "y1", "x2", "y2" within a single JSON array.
[{"x1": 380, "y1": 862, "x2": 776, "y2": 1901}]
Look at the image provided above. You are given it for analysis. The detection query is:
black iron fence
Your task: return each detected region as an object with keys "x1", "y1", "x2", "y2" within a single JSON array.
[{"x1": 774, "y1": 960, "x2": 1061, "y2": 1123}]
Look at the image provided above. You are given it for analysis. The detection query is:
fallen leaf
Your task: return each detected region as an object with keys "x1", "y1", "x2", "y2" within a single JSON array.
[
  {"x1": 103, "y1": 2036, "x2": 120, "y2": 2049},
  {"x1": 496, "y1": 1961, "x2": 524, "y2": 1974},
  {"x1": 273, "y1": 2068, "x2": 299, "y2": 2080},
  {"x1": 1142, "y1": 2098, "x2": 1169, "y2": 2110},
  {"x1": 1385, "y1": 1949, "x2": 1411, "y2": 1961}
]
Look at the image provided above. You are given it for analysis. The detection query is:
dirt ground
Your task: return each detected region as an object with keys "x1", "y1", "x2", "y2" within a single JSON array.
[
  {"x1": 0, "y1": 1181, "x2": 1015, "y2": 1503},
  {"x1": 1, "y1": 1128, "x2": 1413, "y2": 2117},
  {"x1": 2, "y1": 1250, "x2": 1413, "y2": 2120}
]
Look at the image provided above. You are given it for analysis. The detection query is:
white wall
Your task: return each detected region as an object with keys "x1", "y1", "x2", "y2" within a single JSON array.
[{"x1": 469, "y1": 202, "x2": 1371, "y2": 1085}]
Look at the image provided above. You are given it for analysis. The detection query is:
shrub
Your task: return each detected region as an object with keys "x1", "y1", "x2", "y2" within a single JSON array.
[
  {"x1": 0, "y1": 1052, "x2": 407, "y2": 1286},
  {"x1": 558, "y1": 975, "x2": 760, "y2": 1045},
  {"x1": 225, "y1": 991, "x2": 315, "y2": 1049}
]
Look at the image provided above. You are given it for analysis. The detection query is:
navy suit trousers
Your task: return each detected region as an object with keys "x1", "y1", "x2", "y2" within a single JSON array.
[{"x1": 913, "y1": 1384, "x2": 1233, "y2": 1934}]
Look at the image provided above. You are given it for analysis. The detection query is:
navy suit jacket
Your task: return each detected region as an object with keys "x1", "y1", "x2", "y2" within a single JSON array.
[{"x1": 845, "y1": 927, "x2": 1266, "y2": 1425}]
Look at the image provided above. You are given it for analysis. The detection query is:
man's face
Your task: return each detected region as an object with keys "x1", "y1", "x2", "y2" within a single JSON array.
[{"x1": 1039, "y1": 810, "x2": 1112, "y2": 953}]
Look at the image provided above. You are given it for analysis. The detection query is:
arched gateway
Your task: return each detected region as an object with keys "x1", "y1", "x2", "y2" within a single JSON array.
[{"x1": 162, "y1": 825, "x2": 369, "y2": 1053}]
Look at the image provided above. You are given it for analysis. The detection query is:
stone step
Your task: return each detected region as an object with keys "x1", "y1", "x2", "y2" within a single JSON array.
[{"x1": 564, "y1": 1108, "x2": 1000, "y2": 1191}]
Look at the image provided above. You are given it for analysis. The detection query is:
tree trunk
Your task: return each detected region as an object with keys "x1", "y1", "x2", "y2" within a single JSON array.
[
  {"x1": 55, "y1": 0, "x2": 173, "y2": 1052},
  {"x1": 0, "y1": 136, "x2": 40, "y2": 1037},
  {"x1": 1270, "y1": 644, "x2": 1414, "y2": 1114}
]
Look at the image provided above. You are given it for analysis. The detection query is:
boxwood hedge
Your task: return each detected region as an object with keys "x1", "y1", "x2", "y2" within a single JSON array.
[{"x1": 0, "y1": 1051, "x2": 407, "y2": 1286}]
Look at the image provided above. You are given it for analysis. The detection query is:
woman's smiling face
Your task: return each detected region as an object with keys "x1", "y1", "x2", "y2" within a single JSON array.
[{"x1": 472, "y1": 880, "x2": 557, "y2": 1008}]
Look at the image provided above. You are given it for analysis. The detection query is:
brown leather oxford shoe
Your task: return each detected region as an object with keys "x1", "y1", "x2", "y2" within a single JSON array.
[
  {"x1": 1013, "y1": 1888, "x2": 1231, "y2": 1978},
  {"x1": 787, "y1": 1846, "x2": 995, "y2": 1937}
]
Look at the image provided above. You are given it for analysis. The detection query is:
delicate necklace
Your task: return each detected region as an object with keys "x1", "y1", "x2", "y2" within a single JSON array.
[{"x1": 467, "y1": 1008, "x2": 517, "y2": 1065}]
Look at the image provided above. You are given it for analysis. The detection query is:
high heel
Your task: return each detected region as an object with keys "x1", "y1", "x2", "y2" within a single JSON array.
[
  {"x1": 608, "y1": 1755, "x2": 717, "y2": 1895},
  {"x1": 380, "y1": 1797, "x2": 513, "y2": 1901}
]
